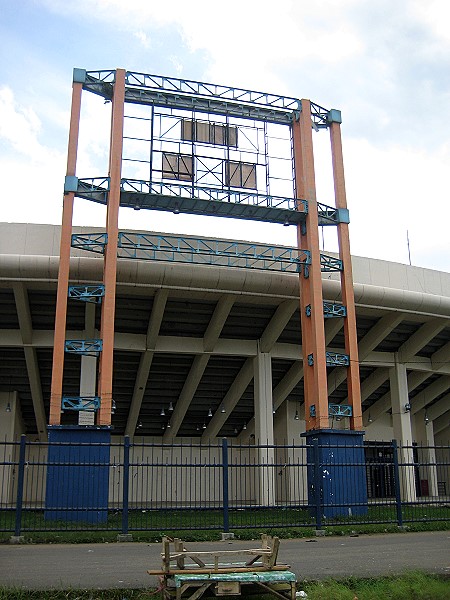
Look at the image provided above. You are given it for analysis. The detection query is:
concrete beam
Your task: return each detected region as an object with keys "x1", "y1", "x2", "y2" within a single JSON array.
[
  {"x1": 125, "y1": 289, "x2": 169, "y2": 437},
  {"x1": 164, "y1": 295, "x2": 236, "y2": 440},
  {"x1": 12, "y1": 283, "x2": 47, "y2": 440},
  {"x1": 328, "y1": 312, "x2": 404, "y2": 394}
]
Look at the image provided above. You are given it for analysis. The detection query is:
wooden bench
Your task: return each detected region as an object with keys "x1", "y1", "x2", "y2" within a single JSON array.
[{"x1": 147, "y1": 535, "x2": 297, "y2": 600}]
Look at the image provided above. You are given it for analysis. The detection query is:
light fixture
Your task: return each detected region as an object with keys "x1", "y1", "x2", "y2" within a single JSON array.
[
  {"x1": 6, "y1": 402, "x2": 11, "y2": 413},
  {"x1": 243, "y1": 422, "x2": 247, "y2": 430},
  {"x1": 404, "y1": 403, "x2": 411, "y2": 413},
  {"x1": 111, "y1": 399, "x2": 116, "y2": 414},
  {"x1": 173, "y1": 202, "x2": 180, "y2": 215},
  {"x1": 424, "y1": 411, "x2": 430, "y2": 424},
  {"x1": 137, "y1": 420, "x2": 143, "y2": 429},
  {"x1": 196, "y1": 424, "x2": 200, "y2": 431},
  {"x1": 208, "y1": 407, "x2": 213, "y2": 418},
  {"x1": 160, "y1": 407, "x2": 166, "y2": 417},
  {"x1": 168, "y1": 401, "x2": 174, "y2": 412},
  {"x1": 133, "y1": 204, "x2": 140, "y2": 211},
  {"x1": 167, "y1": 421, "x2": 171, "y2": 428},
  {"x1": 221, "y1": 404, "x2": 226, "y2": 414},
  {"x1": 234, "y1": 427, "x2": 238, "y2": 435},
  {"x1": 273, "y1": 406, "x2": 276, "y2": 414},
  {"x1": 283, "y1": 216, "x2": 290, "y2": 227},
  {"x1": 294, "y1": 410, "x2": 299, "y2": 421},
  {"x1": 202, "y1": 422, "x2": 207, "y2": 429},
  {"x1": 368, "y1": 412, "x2": 373, "y2": 424}
]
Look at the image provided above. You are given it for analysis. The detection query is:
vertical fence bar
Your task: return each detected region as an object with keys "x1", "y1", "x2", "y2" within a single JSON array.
[
  {"x1": 14, "y1": 435, "x2": 27, "y2": 537},
  {"x1": 222, "y1": 438, "x2": 229, "y2": 533},
  {"x1": 122, "y1": 436, "x2": 130, "y2": 535},
  {"x1": 392, "y1": 439, "x2": 403, "y2": 527},
  {"x1": 312, "y1": 437, "x2": 322, "y2": 530}
]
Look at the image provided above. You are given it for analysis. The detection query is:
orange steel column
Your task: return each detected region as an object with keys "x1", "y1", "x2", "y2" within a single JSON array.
[
  {"x1": 98, "y1": 68, "x2": 126, "y2": 426},
  {"x1": 293, "y1": 100, "x2": 329, "y2": 430},
  {"x1": 49, "y1": 79, "x2": 83, "y2": 425},
  {"x1": 329, "y1": 119, "x2": 363, "y2": 430}
]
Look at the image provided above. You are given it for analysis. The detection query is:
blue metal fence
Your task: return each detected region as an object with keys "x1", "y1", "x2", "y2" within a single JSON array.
[{"x1": 0, "y1": 437, "x2": 448, "y2": 536}]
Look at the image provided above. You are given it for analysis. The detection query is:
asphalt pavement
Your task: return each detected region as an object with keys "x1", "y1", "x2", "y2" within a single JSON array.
[{"x1": 0, "y1": 531, "x2": 448, "y2": 590}]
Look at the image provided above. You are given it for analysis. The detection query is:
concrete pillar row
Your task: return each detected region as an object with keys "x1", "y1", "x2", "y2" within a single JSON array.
[
  {"x1": 253, "y1": 350, "x2": 275, "y2": 506},
  {"x1": 390, "y1": 360, "x2": 416, "y2": 502}
]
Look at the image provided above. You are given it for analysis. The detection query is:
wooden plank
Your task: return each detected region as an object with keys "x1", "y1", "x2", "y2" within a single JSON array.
[{"x1": 148, "y1": 565, "x2": 291, "y2": 575}]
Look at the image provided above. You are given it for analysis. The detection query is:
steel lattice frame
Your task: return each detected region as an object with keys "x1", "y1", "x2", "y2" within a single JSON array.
[{"x1": 50, "y1": 68, "x2": 362, "y2": 433}]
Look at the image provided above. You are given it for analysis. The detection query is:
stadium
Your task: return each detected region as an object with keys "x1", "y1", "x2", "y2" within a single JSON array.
[{"x1": 0, "y1": 69, "x2": 448, "y2": 527}]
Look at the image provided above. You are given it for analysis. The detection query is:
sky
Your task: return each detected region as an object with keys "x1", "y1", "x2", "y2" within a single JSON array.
[{"x1": 0, "y1": 0, "x2": 449, "y2": 272}]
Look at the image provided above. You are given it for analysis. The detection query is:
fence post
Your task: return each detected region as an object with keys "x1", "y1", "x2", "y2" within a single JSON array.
[
  {"x1": 222, "y1": 438, "x2": 229, "y2": 533},
  {"x1": 312, "y1": 437, "x2": 322, "y2": 530},
  {"x1": 392, "y1": 439, "x2": 403, "y2": 527},
  {"x1": 122, "y1": 435, "x2": 130, "y2": 535},
  {"x1": 14, "y1": 435, "x2": 27, "y2": 538}
]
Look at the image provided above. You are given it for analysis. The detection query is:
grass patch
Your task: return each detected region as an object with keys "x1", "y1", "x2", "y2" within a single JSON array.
[
  {"x1": 302, "y1": 571, "x2": 450, "y2": 599},
  {"x1": 1, "y1": 505, "x2": 448, "y2": 544},
  {"x1": 0, "y1": 572, "x2": 448, "y2": 599}
]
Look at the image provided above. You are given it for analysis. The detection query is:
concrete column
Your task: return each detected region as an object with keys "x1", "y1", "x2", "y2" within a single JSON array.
[
  {"x1": 390, "y1": 360, "x2": 416, "y2": 502},
  {"x1": 0, "y1": 392, "x2": 22, "y2": 505},
  {"x1": 254, "y1": 351, "x2": 275, "y2": 506},
  {"x1": 414, "y1": 411, "x2": 439, "y2": 497}
]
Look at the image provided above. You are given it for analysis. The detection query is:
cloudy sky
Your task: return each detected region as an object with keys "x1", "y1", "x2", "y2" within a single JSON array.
[{"x1": 1, "y1": 0, "x2": 449, "y2": 271}]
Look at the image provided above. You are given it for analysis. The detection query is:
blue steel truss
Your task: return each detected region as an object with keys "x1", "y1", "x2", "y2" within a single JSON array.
[
  {"x1": 68, "y1": 285, "x2": 105, "y2": 303},
  {"x1": 62, "y1": 396, "x2": 101, "y2": 411},
  {"x1": 75, "y1": 177, "x2": 345, "y2": 226},
  {"x1": 71, "y1": 233, "x2": 108, "y2": 254},
  {"x1": 328, "y1": 403, "x2": 353, "y2": 417},
  {"x1": 309, "y1": 403, "x2": 353, "y2": 418},
  {"x1": 305, "y1": 302, "x2": 347, "y2": 318},
  {"x1": 79, "y1": 69, "x2": 333, "y2": 127},
  {"x1": 65, "y1": 339, "x2": 103, "y2": 357},
  {"x1": 70, "y1": 231, "x2": 345, "y2": 277},
  {"x1": 118, "y1": 233, "x2": 310, "y2": 273},
  {"x1": 76, "y1": 177, "x2": 308, "y2": 226},
  {"x1": 307, "y1": 352, "x2": 350, "y2": 367}
]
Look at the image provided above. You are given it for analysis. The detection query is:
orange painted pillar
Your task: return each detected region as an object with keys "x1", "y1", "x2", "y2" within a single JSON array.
[
  {"x1": 49, "y1": 78, "x2": 83, "y2": 425},
  {"x1": 98, "y1": 69, "x2": 126, "y2": 425},
  {"x1": 329, "y1": 117, "x2": 363, "y2": 430},
  {"x1": 293, "y1": 100, "x2": 329, "y2": 430}
]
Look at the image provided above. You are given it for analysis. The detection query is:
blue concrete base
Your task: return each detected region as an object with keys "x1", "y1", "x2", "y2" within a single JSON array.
[
  {"x1": 302, "y1": 429, "x2": 368, "y2": 519},
  {"x1": 45, "y1": 426, "x2": 111, "y2": 523}
]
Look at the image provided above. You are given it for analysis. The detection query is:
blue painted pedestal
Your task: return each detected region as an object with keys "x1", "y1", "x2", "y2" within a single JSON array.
[
  {"x1": 302, "y1": 429, "x2": 368, "y2": 519},
  {"x1": 45, "y1": 426, "x2": 111, "y2": 523}
]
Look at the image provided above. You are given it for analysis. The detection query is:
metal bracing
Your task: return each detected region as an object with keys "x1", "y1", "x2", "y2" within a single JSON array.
[
  {"x1": 71, "y1": 231, "x2": 345, "y2": 277},
  {"x1": 68, "y1": 285, "x2": 105, "y2": 303},
  {"x1": 61, "y1": 396, "x2": 101, "y2": 411},
  {"x1": 308, "y1": 352, "x2": 350, "y2": 367},
  {"x1": 309, "y1": 403, "x2": 352, "y2": 418},
  {"x1": 76, "y1": 177, "x2": 344, "y2": 226},
  {"x1": 65, "y1": 339, "x2": 103, "y2": 357},
  {"x1": 306, "y1": 302, "x2": 347, "y2": 318}
]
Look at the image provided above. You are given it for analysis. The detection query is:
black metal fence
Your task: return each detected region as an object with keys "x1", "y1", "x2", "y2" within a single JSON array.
[{"x1": 0, "y1": 436, "x2": 448, "y2": 536}]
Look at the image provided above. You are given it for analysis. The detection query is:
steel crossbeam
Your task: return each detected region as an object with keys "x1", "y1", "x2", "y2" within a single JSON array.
[
  {"x1": 307, "y1": 352, "x2": 350, "y2": 367},
  {"x1": 61, "y1": 396, "x2": 101, "y2": 411},
  {"x1": 117, "y1": 232, "x2": 310, "y2": 273},
  {"x1": 68, "y1": 285, "x2": 105, "y2": 303},
  {"x1": 70, "y1": 231, "x2": 345, "y2": 277},
  {"x1": 306, "y1": 302, "x2": 347, "y2": 318},
  {"x1": 65, "y1": 339, "x2": 103, "y2": 356},
  {"x1": 309, "y1": 403, "x2": 353, "y2": 418},
  {"x1": 80, "y1": 70, "x2": 338, "y2": 128},
  {"x1": 76, "y1": 177, "x2": 308, "y2": 225},
  {"x1": 71, "y1": 233, "x2": 108, "y2": 253},
  {"x1": 328, "y1": 403, "x2": 353, "y2": 417}
]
